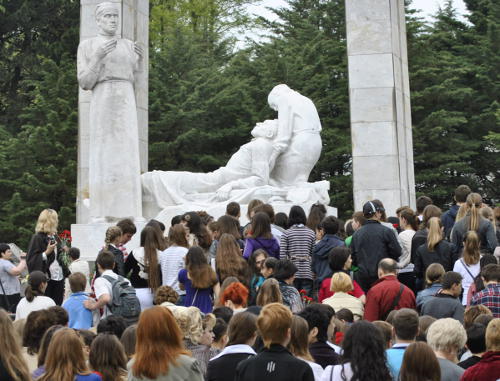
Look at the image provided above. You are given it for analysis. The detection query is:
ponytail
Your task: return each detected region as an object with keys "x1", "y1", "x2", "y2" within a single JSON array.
[
  {"x1": 25, "y1": 285, "x2": 39, "y2": 302},
  {"x1": 462, "y1": 230, "x2": 480, "y2": 265},
  {"x1": 426, "y1": 217, "x2": 443, "y2": 251},
  {"x1": 25, "y1": 271, "x2": 47, "y2": 302},
  {"x1": 466, "y1": 193, "x2": 482, "y2": 232},
  {"x1": 105, "y1": 226, "x2": 122, "y2": 246}
]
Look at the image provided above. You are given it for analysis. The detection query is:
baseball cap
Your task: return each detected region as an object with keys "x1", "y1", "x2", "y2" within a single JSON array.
[{"x1": 363, "y1": 201, "x2": 384, "y2": 217}]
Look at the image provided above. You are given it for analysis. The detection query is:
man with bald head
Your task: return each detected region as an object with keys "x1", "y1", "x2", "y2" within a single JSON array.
[{"x1": 364, "y1": 259, "x2": 416, "y2": 321}]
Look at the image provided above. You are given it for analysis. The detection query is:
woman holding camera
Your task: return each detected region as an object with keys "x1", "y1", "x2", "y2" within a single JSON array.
[
  {"x1": 26, "y1": 209, "x2": 70, "y2": 305},
  {"x1": 0, "y1": 243, "x2": 27, "y2": 313}
]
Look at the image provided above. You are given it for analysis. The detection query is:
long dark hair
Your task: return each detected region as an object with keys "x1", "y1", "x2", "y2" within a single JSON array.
[
  {"x1": 341, "y1": 321, "x2": 392, "y2": 381},
  {"x1": 251, "y1": 212, "x2": 273, "y2": 239},
  {"x1": 288, "y1": 206, "x2": 307, "y2": 226},
  {"x1": 306, "y1": 204, "x2": 326, "y2": 231},
  {"x1": 182, "y1": 212, "x2": 212, "y2": 249},
  {"x1": 140, "y1": 226, "x2": 161, "y2": 292},
  {"x1": 186, "y1": 246, "x2": 218, "y2": 289}
]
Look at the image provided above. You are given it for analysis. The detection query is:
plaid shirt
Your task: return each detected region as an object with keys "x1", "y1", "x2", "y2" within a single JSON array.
[{"x1": 471, "y1": 283, "x2": 500, "y2": 318}]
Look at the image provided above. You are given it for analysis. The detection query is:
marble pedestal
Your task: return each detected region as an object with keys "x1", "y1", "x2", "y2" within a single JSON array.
[{"x1": 71, "y1": 221, "x2": 146, "y2": 262}]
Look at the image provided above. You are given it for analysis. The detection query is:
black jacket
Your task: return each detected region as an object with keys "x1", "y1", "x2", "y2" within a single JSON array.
[
  {"x1": 26, "y1": 232, "x2": 70, "y2": 278},
  {"x1": 351, "y1": 220, "x2": 401, "y2": 279},
  {"x1": 414, "y1": 240, "x2": 455, "y2": 280},
  {"x1": 309, "y1": 341, "x2": 340, "y2": 369},
  {"x1": 207, "y1": 352, "x2": 255, "y2": 381},
  {"x1": 235, "y1": 344, "x2": 314, "y2": 381},
  {"x1": 410, "y1": 229, "x2": 428, "y2": 265}
]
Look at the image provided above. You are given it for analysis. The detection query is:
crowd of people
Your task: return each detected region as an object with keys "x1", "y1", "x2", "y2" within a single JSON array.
[{"x1": 0, "y1": 184, "x2": 499, "y2": 381}]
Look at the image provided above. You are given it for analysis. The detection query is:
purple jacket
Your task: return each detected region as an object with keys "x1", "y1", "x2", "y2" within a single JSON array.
[{"x1": 243, "y1": 237, "x2": 280, "y2": 259}]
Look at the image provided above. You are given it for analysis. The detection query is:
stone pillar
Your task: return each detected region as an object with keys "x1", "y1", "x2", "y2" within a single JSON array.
[
  {"x1": 77, "y1": 0, "x2": 149, "y2": 224},
  {"x1": 345, "y1": 0, "x2": 416, "y2": 215}
]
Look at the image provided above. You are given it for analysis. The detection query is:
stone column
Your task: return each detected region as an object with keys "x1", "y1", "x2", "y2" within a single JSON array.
[
  {"x1": 345, "y1": 0, "x2": 416, "y2": 215},
  {"x1": 77, "y1": 0, "x2": 149, "y2": 223}
]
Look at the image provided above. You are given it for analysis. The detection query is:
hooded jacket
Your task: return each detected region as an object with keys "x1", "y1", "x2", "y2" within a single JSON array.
[
  {"x1": 243, "y1": 237, "x2": 280, "y2": 259},
  {"x1": 312, "y1": 234, "x2": 344, "y2": 283}
]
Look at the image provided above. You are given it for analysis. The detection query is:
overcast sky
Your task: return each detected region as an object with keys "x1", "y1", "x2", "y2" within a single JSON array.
[{"x1": 247, "y1": 0, "x2": 468, "y2": 23}]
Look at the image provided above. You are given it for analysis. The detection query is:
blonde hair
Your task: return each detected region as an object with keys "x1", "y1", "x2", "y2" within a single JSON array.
[
  {"x1": 486, "y1": 318, "x2": 500, "y2": 351},
  {"x1": 465, "y1": 193, "x2": 482, "y2": 232},
  {"x1": 0, "y1": 311, "x2": 30, "y2": 381},
  {"x1": 202, "y1": 313, "x2": 216, "y2": 331},
  {"x1": 35, "y1": 208, "x2": 58, "y2": 234},
  {"x1": 171, "y1": 306, "x2": 203, "y2": 344},
  {"x1": 256, "y1": 278, "x2": 283, "y2": 307},
  {"x1": 426, "y1": 217, "x2": 443, "y2": 251},
  {"x1": 330, "y1": 272, "x2": 354, "y2": 293},
  {"x1": 480, "y1": 206, "x2": 496, "y2": 232},
  {"x1": 462, "y1": 230, "x2": 480, "y2": 266},
  {"x1": 427, "y1": 318, "x2": 466, "y2": 354},
  {"x1": 105, "y1": 226, "x2": 122, "y2": 245},
  {"x1": 455, "y1": 204, "x2": 467, "y2": 222},
  {"x1": 257, "y1": 303, "x2": 292, "y2": 348}
]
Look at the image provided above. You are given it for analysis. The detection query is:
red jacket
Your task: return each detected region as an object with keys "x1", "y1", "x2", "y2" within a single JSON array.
[
  {"x1": 364, "y1": 275, "x2": 416, "y2": 321},
  {"x1": 460, "y1": 351, "x2": 500, "y2": 381}
]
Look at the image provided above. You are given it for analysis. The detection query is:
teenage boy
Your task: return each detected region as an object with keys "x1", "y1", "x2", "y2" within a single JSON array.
[
  {"x1": 386, "y1": 309, "x2": 419, "y2": 380},
  {"x1": 62, "y1": 272, "x2": 93, "y2": 329},
  {"x1": 235, "y1": 303, "x2": 314, "y2": 381},
  {"x1": 421, "y1": 271, "x2": 464, "y2": 323}
]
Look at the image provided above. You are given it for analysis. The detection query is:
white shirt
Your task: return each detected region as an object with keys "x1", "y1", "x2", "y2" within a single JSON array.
[
  {"x1": 64, "y1": 259, "x2": 92, "y2": 300},
  {"x1": 321, "y1": 363, "x2": 353, "y2": 381},
  {"x1": 300, "y1": 358, "x2": 324, "y2": 381},
  {"x1": 49, "y1": 256, "x2": 63, "y2": 281},
  {"x1": 15, "y1": 295, "x2": 55, "y2": 320},
  {"x1": 94, "y1": 269, "x2": 130, "y2": 318},
  {"x1": 398, "y1": 229, "x2": 416, "y2": 272},
  {"x1": 453, "y1": 259, "x2": 480, "y2": 305},
  {"x1": 160, "y1": 245, "x2": 188, "y2": 295}
]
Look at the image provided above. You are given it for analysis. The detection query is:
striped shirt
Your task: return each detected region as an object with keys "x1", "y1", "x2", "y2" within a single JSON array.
[{"x1": 280, "y1": 224, "x2": 315, "y2": 280}]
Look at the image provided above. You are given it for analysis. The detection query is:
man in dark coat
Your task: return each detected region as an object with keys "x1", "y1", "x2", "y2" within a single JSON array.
[{"x1": 351, "y1": 201, "x2": 401, "y2": 291}]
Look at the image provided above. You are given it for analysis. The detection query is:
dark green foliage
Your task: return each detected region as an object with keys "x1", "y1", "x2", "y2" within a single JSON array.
[{"x1": 408, "y1": 0, "x2": 499, "y2": 207}]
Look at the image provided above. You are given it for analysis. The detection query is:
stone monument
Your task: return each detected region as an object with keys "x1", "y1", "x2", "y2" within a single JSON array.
[
  {"x1": 72, "y1": 0, "x2": 149, "y2": 260},
  {"x1": 345, "y1": 0, "x2": 416, "y2": 215},
  {"x1": 142, "y1": 85, "x2": 335, "y2": 226}
]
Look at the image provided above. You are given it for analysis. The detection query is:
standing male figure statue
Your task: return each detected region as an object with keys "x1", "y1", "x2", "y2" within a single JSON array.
[{"x1": 77, "y1": 2, "x2": 144, "y2": 222}]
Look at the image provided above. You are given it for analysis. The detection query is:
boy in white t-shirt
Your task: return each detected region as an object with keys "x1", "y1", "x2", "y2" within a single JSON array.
[{"x1": 83, "y1": 250, "x2": 130, "y2": 318}]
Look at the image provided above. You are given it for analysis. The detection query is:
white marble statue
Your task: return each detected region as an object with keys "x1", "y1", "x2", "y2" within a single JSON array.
[
  {"x1": 268, "y1": 84, "x2": 322, "y2": 186},
  {"x1": 77, "y1": 2, "x2": 143, "y2": 222},
  {"x1": 142, "y1": 120, "x2": 279, "y2": 215}
]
